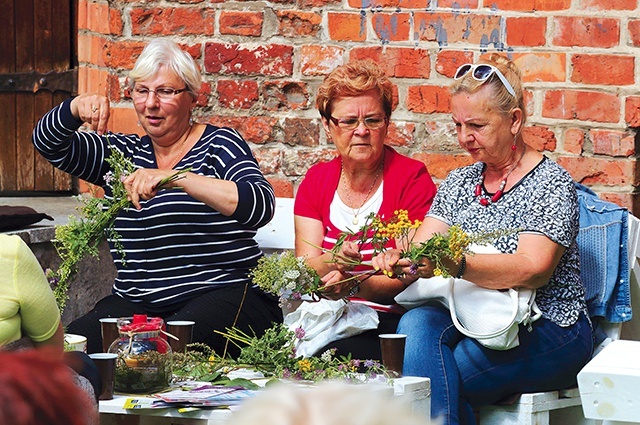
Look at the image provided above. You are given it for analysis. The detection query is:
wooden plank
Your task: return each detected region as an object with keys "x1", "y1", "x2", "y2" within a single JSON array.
[
  {"x1": 34, "y1": 0, "x2": 53, "y2": 73},
  {"x1": 0, "y1": 93, "x2": 17, "y2": 191},
  {"x1": 51, "y1": 0, "x2": 71, "y2": 72},
  {"x1": 15, "y1": 0, "x2": 34, "y2": 72},
  {"x1": 0, "y1": 0, "x2": 16, "y2": 191},
  {"x1": 53, "y1": 90, "x2": 72, "y2": 191},
  {"x1": 16, "y1": 93, "x2": 35, "y2": 191},
  {"x1": 33, "y1": 91, "x2": 54, "y2": 191}
]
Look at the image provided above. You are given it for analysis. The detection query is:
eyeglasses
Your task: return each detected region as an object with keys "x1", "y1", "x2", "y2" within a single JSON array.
[
  {"x1": 132, "y1": 86, "x2": 189, "y2": 102},
  {"x1": 328, "y1": 116, "x2": 388, "y2": 131},
  {"x1": 454, "y1": 64, "x2": 516, "y2": 98}
]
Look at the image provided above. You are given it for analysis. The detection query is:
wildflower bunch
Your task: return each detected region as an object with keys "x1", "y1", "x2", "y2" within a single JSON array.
[
  {"x1": 250, "y1": 251, "x2": 323, "y2": 305},
  {"x1": 48, "y1": 139, "x2": 189, "y2": 311},
  {"x1": 395, "y1": 225, "x2": 509, "y2": 278},
  {"x1": 215, "y1": 324, "x2": 387, "y2": 382}
]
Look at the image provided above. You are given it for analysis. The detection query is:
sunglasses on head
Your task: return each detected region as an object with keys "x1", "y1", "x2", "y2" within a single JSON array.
[{"x1": 454, "y1": 63, "x2": 516, "y2": 98}]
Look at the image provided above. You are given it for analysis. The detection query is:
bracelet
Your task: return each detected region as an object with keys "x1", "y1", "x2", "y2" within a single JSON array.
[{"x1": 455, "y1": 255, "x2": 466, "y2": 279}]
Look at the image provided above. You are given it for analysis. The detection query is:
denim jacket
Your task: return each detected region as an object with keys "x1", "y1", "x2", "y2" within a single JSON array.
[{"x1": 575, "y1": 183, "x2": 631, "y2": 323}]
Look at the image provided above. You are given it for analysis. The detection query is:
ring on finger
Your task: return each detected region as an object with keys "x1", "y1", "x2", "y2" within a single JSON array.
[{"x1": 91, "y1": 106, "x2": 98, "y2": 113}]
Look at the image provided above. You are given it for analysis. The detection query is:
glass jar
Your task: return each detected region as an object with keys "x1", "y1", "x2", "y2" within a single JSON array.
[{"x1": 108, "y1": 314, "x2": 172, "y2": 393}]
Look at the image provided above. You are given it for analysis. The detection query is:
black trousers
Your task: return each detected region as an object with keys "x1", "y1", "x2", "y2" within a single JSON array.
[{"x1": 66, "y1": 284, "x2": 283, "y2": 358}]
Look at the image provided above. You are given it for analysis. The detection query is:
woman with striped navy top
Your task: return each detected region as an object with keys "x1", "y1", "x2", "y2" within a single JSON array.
[{"x1": 32, "y1": 39, "x2": 283, "y2": 356}]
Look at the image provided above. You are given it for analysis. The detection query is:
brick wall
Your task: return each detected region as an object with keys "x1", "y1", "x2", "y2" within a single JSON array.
[{"x1": 77, "y1": 0, "x2": 640, "y2": 213}]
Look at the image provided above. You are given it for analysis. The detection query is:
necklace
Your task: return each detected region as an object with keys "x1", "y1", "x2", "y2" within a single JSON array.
[
  {"x1": 159, "y1": 124, "x2": 193, "y2": 169},
  {"x1": 475, "y1": 147, "x2": 525, "y2": 206},
  {"x1": 341, "y1": 161, "x2": 383, "y2": 225}
]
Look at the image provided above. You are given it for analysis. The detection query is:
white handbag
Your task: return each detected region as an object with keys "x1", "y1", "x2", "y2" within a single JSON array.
[{"x1": 394, "y1": 244, "x2": 542, "y2": 350}]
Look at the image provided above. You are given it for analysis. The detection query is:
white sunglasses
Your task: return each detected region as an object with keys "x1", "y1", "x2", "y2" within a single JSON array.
[{"x1": 454, "y1": 63, "x2": 516, "y2": 98}]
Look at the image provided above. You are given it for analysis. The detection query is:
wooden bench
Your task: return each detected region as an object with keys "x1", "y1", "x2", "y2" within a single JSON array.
[{"x1": 478, "y1": 214, "x2": 640, "y2": 425}]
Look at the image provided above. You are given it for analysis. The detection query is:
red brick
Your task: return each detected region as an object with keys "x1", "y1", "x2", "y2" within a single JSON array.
[
  {"x1": 130, "y1": 7, "x2": 215, "y2": 35},
  {"x1": 207, "y1": 115, "x2": 278, "y2": 144},
  {"x1": 412, "y1": 152, "x2": 474, "y2": 181},
  {"x1": 217, "y1": 80, "x2": 259, "y2": 109},
  {"x1": 581, "y1": 0, "x2": 636, "y2": 9},
  {"x1": 328, "y1": 12, "x2": 367, "y2": 42},
  {"x1": 600, "y1": 193, "x2": 635, "y2": 212},
  {"x1": 491, "y1": 0, "x2": 570, "y2": 10},
  {"x1": 564, "y1": 129, "x2": 584, "y2": 155},
  {"x1": 195, "y1": 81, "x2": 211, "y2": 108},
  {"x1": 571, "y1": 54, "x2": 635, "y2": 85},
  {"x1": 276, "y1": 10, "x2": 321, "y2": 37},
  {"x1": 414, "y1": 12, "x2": 501, "y2": 46},
  {"x1": 350, "y1": 47, "x2": 431, "y2": 79},
  {"x1": 219, "y1": 11, "x2": 263, "y2": 37},
  {"x1": 372, "y1": 12, "x2": 411, "y2": 43},
  {"x1": 543, "y1": 90, "x2": 620, "y2": 123},
  {"x1": 262, "y1": 81, "x2": 310, "y2": 111},
  {"x1": 523, "y1": 126, "x2": 557, "y2": 152},
  {"x1": 300, "y1": 45, "x2": 345, "y2": 76},
  {"x1": 109, "y1": 8, "x2": 124, "y2": 35},
  {"x1": 590, "y1": 129, "x2": 635, "y2": 157},
  {"x1": 283, "y1": 150, "x2": 338, "y2": 177},
  {"x1": 513, "y1": 53, "x2": 566, "y2": 83},
  {"x1": 268, "y1": 178, "x2": 294, "y2": 198},
  {"x1": 435, "y1": 51, "x2": 475, "y2": 78},
  {"x1": 553, "y1": 17, "x2": 620, "y2": 48},
  {"x1": 86, "y1": 1, "x2": 110, "y2": 34},
  {"x1": 625, "y1": 96, "x2": 640, "y2": 127},
  {"x1": 347, "y1": 0, "x2": 428, "y2": 7},
  {"x1": 406, "y1": 86, "x2": 451, "y2": 114},
  {"x1": 204, "y1": 43, "x2": 294, "y2": 77},
  {"x1": 557, "y1": 156, "x2": 636, "y2": 186},
  {"x1": 506, "y1": 17, "x2": 547, "y2": 46},
  {"x1": 108, "y1": 107, "x2": 139, "y2": 135},
  {"x1": 385, "y1": 122, "x2": 416, "y2": 148},
  {"x1": 282, "y1": 118, "x2": 320, "y2": 147},
  {"x1": 252, "y1": 148, "x2": 281, "y2": 174},
  {"x1": 629, "y1": 20, "x2": 640, "y2": 47}
]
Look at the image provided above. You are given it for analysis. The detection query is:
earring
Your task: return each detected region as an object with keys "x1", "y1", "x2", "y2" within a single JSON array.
[{"x1": 511, "y1": 135, "x2": 517, "y2": 151}]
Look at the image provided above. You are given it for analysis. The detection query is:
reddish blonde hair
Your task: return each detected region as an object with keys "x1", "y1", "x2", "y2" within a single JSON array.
[{"x1": 316, "y1": 59, "x2": 394, "y2": 120}]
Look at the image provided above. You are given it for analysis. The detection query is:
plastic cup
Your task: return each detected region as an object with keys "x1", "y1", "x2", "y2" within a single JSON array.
[
  {"x1": 89, "y1": 353, "x2": 117, "y2": 400},
  {"x1": 166, "y1": 320, "x2": 195, "y2": 353},
  {"x1": 64, "y1": 334, "x2": 87, "y2": 353},
  {"x1": 99, "y1": 318, "x2": 120, "y2": 353},
  {"x1": 379, "y1": 333, "x2": 407, "y2": 376}
]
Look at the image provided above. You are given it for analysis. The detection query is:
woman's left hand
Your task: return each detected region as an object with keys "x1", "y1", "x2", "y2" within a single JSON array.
[
  {"x1": 123, "y1": 168, "x2": 187, "y2": 209},
  {"x1": 319, "y1": 270, "x2": 359, "y2": 300}
]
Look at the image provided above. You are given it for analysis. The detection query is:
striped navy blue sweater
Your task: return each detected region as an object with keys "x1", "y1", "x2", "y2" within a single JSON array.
[{"x1": 33, "y1": 98, "x2": 275, "y2": 308}]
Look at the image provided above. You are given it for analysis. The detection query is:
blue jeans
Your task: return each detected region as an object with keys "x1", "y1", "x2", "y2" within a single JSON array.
[{"x1": 398, "y1": 303, "x2": 593, "y2": 425}]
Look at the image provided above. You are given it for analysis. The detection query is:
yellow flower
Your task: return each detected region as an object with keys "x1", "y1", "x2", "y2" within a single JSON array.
[{"x1": 297, "y1": 359, "x2": 312, "y2": 373}]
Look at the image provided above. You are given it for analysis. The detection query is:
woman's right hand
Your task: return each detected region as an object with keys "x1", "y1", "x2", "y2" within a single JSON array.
[
  {"x1": 333, "y1": 241, "x2": 363, "y2": 273},
  {"x1": 70, "y1": 93, "x2": 111, "y2": 135}
]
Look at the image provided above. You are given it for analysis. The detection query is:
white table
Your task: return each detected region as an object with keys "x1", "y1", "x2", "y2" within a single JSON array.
[{"x1": 99, "y1": 376, "x2": 431, "y2": 425}]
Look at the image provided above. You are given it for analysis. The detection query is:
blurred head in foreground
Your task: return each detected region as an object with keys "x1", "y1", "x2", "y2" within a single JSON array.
[
  {"x1": 228, "y1": 381, "x2": 432, "y2": 425},
  {"x1": 0, "y1": 349, "x2": 97, "y2": 425}
]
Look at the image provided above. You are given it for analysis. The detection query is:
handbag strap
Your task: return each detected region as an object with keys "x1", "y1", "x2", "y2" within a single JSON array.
[{"x1": 447, "y1": 278, "x2": 529, "y2": 339}]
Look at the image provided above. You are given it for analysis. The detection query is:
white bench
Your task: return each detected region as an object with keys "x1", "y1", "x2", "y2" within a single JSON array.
[{"x1": 478, "y1": 214, "x2": 640, "y2": 425}]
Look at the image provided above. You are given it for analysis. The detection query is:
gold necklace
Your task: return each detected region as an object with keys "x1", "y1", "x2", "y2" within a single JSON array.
[
  {"x1": 341, "y1": 161, "x2": 383, "y2": 226},
  {"x1": 159, "y1": 124, "x2": 193, "y2": 169}
]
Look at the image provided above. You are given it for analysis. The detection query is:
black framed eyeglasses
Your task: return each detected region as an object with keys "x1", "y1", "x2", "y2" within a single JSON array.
[
  {"x1": 454, "y1": 63, "x2": 516, "y2": 98},
  {"x1": 132, "y1": 86, "x2": 189, "y2": 101},
  {"x1": 328, "y1": 116, "x2": 388, "y2": 131}
]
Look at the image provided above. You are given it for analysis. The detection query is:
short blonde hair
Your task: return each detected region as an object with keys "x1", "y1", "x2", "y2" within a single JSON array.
[
  {"x1": 450, "y1": 53, "x2": 527, "y2": 125},
  {"x1": 128, "y1": 39, "x2": 201, "y2": 99},
  {"x1": 316, "y1": 60, "x2": 394, "y2": 120}
]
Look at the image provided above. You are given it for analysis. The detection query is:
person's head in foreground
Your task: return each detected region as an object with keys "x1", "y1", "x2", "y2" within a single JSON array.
[{"x1": 228, "y1": 381, "x2": 433, "y2": 425}]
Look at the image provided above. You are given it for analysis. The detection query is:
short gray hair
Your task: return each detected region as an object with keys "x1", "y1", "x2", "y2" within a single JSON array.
[{"x1": 128, "y1": 39, "x2": 201, "y2": 99}]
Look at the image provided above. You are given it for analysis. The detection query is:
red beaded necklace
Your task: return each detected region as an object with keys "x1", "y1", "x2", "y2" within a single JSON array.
[{"x1": 475, "y1": 147, "x2": 525, "y2": 206}]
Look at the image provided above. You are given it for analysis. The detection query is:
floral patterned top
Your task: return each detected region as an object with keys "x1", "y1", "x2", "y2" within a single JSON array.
[{"x1": 428, "y1": 156, "x2": 588, "y2": 327}]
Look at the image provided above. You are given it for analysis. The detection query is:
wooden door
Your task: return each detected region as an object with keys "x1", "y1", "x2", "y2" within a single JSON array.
[{"x1": 0, "y1": 0, "x2": 76, "y2": 193}]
